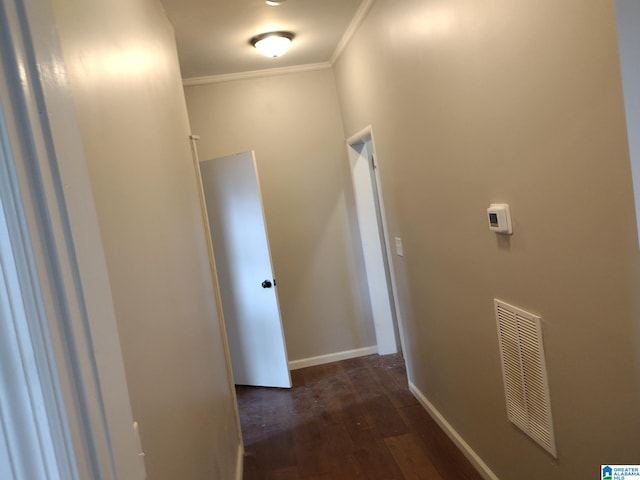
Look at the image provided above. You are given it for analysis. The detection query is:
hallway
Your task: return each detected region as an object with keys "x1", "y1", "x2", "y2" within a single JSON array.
[{"x1": 237, "y1": 354, "x2": 483, "y2": 479}]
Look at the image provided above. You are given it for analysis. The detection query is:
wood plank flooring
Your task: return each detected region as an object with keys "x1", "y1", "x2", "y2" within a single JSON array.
[{"x1": 237, "y1": 354, "x2": 483, "y2": 480}]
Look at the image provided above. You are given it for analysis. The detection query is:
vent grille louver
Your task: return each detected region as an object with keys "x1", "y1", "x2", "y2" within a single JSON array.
[{"x1": 495, "y1": 299, "x2": 557, "y2": 458}]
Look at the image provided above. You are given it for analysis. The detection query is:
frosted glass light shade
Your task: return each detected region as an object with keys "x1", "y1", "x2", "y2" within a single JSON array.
[{"x1": 250, "y1": 32, "x2": 294, "y2": 58}]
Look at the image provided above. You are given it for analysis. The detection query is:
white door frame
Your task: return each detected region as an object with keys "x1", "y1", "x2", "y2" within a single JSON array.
[
  {"x1": 615, "y1": 0, "x2": 640, "y2": 245},
  {"x1": 0, "y1": 0, "x2": 144, "y2": 477},
  {"x1": 346, "y1": 126, "x2": 406, "y2": 357},
  {"x1": 189, "y1": 136, "x2": 245, "y2": 442}
]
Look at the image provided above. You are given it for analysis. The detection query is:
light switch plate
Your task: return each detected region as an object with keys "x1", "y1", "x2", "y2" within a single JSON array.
[{"x1": 395, "y1": 237, "x2": 404, "y2": 256}]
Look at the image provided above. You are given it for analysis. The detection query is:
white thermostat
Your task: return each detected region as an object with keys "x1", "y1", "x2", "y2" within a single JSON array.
[{"x1": 487, "y1": 204, "x2": 512, "y2": 234}]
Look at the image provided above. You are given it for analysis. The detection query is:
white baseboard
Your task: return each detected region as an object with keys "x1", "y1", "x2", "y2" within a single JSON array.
[
  {"x1": 235, "y1": 442, "x2": 244, "y2": 480},
  {"x1": 288, "y1": 346, "x2": 378, "y2": 370},
  {"x1": 408, "y1": 382, "x2": 499, "y2": 480}
]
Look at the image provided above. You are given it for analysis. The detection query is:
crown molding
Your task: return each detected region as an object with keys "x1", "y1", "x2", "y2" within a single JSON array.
[
  {"x1": 330, "y1": 0, "x2": 375, "y2": 65},
  {"x1": 183, "y1": 62, "x2": 332, "y2": 87}
]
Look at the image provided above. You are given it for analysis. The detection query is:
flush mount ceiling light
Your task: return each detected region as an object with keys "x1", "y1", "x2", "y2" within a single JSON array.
[
  {"x1": 265, "y1": 0, "x2": 287, "y2": 5},
  {"x1": 250, "y1": 31, "x2": 295, "y2": 58}
]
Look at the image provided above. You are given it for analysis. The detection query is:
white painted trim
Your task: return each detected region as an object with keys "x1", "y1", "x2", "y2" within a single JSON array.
[
  {"x1": 0, "y1": 0, "x2": 145, "y2": 477},
  {"x1": 346, "y1": 126, "x2": 409, "y2": 370},
  {"x1": 288, "y1": 346, "x2": 377, "y2": 370},
  {"x1": 189, "y1": 136, "x2": 245, "y2": 445},
  {"x1": 364, "y1": 128, "x2": 407, "y2": 357},
  {"x1": 0, "y1": 145, "x2": 75, "y2": 480},
  {"x1": 235, "y1": 442, "x2": 244, "y2": 480},
  {"x1": 408, "y1": 382, "x2": 499, "y2": 480},
  {"x1": 330, "y1": 0, "x2": 376, "y2": 64},
  {"x1": 346, "y1": 125, "x2": 375, "y2": 146},
  {"x1": 615, "y1": 0, "x2": 640, "y2": 246},
  {"x1": 346, "y1": 132, "x2": 397, "y2": 355},
  {"x1": 183, "y1": 62, "x2": 331, "y2": 86}
]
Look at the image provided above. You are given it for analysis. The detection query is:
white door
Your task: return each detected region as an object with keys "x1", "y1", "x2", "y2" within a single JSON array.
[{"x1": 200, "y1": 151, "x2": 291, "y2": 388}]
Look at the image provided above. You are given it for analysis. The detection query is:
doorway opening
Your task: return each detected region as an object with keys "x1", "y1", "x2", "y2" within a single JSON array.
[{"x1": 346, "y1": 126, "x2": 405, "y2": 357}]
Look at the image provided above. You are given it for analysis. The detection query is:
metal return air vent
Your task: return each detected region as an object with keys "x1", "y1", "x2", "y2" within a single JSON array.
[{"x1": 495, "y1": 299, "x2": 557, "y2": 457}]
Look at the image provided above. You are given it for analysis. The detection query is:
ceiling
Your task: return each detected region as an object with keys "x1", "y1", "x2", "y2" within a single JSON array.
[{"x1": 160, "y1": 0, "x2": 365, "y2": 80}]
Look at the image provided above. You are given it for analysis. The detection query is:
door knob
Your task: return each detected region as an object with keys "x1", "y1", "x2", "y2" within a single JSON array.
[{"x1": 261, "y1": 280, "x2": 273, "y2": 288}]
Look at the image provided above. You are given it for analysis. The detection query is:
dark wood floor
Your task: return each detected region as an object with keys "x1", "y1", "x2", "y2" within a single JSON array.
[{"x1": 236, "y1": 354, "x2": 483, "y2": 480}]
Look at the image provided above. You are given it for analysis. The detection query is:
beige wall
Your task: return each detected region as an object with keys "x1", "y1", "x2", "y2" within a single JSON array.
[
  {"x1": 185, "y1": 68, "x2": 376, "y2": 362},
  {"x1": 333, "y1": 0, "x2": 640, "y2": 478},
  {"x1": 51, "y1": 0, "x2": 240, "y2": 478}
]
